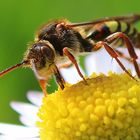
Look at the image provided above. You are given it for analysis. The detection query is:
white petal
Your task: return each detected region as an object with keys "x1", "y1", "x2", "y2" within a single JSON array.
[
  {"x1": 135, "y1": 48, "x2": 140, "y2": 63},
  {"x1": 10, "y1": 102, "x2": 38, "y2": 117},
  {"x1": 10, "y1": 102, "x2": 38, "y2": 123},
  {"x1": 85, "y1": 49, "x2": 113, "y2": 76},
  {"x1": 19, "y1": 115, "x2": 37, "y2": 127},
  {"x1": 112, "y1": 57, "x2": 135, "y2": 74},
  {"x1": 27, "y1": 91, "x2": 43, "y2": 107},
  {"x1": 0, "y1": 123, "x2": 39, "y2": 138},
  {"x1": 0, "y1": 136, "x2": 40, "y2": 140},
  {"x1": 132, "y1": 48, "x2": 140, "y2": 75},
  {"x1": 59, "y1": 66, "x2": 85, "y2": 84}
]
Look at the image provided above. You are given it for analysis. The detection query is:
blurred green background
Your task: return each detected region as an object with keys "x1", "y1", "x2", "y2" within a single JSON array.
[{"x1": 0, "y1": 0, "x2": 140, "y2": 124}]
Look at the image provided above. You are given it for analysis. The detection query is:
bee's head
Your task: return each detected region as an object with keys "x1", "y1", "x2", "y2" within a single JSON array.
[{"x1": 25, "y1": 41, "x2": 55, "y2": 70}]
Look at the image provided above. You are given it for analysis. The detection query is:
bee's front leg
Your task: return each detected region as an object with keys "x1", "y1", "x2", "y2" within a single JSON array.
[
  {"x1": 53, "y1": 65, "x2": 65, "y2": 90},
  {"x1": 39, "y1": 79, "x2": 48, "y2": 96},
  {"x1": 30, "y1": 59, "x2": 48, "y2": 96},
  {"x1": 63, "y1": 47, "x2": 87, "y2": 84}
]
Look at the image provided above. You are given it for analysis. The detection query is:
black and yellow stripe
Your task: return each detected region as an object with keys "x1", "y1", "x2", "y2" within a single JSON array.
[{"x1": 86, "y1": 20, "x2": 138, "y2": 43}]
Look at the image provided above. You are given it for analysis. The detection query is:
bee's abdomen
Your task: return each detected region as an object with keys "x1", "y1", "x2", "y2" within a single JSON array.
[{"x1": 86, "y1": 21, "x2": 138, "y2": 43}]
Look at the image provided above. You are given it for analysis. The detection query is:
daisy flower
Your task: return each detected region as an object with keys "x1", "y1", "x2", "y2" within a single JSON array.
[
  {"x1": 0, "y1": 48, "x2": 140, "y2": 140},
  {"x1": 0, "y1": 91, "x2": 42, "y2": 140}
]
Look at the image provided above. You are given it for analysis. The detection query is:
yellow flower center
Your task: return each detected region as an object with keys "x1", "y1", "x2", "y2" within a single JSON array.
[{"x1": 37, "y1": 72, "x2": 140, "y2": 140}]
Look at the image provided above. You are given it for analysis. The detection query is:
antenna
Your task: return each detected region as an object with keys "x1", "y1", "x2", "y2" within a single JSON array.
[{"x1": 0, "y1": 61, "x2": 28, "y2": 77}]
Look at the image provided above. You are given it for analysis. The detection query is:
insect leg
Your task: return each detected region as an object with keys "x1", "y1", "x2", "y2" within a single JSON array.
[
  {"x1": 104, "y1": 32, "x2": 140, "y2": 78},
  {"x1": 30, "y1": 59, "x2": 48, "y2": 96},
  {"x1": 63, "y1": 47, "x2": 87, "y2": 84},
  {"x1": 58, "y1": 61, "x2": 73, "y2": 69},
  {"x1": 115, "y1": 49, "x2": 132, "y2": 63},
  {"x1": 94, "y1": 41, "x2": 136, "y2": 80},
  {"x1": 53, "y1": 65, "x2": 65, "y2": 90},
  {"x1": 39, "y1": 79, "x2": 48, "y2": 96}
]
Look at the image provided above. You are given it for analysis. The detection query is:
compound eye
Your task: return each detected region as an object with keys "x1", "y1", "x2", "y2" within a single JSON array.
[{"x1": 41, "y1": 46, "x2": 55, "y2": 61}]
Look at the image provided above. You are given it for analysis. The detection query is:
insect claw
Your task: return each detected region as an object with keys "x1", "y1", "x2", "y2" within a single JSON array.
[{"x1": 83, "y1": 77, "x2": 88, "y2": 85}]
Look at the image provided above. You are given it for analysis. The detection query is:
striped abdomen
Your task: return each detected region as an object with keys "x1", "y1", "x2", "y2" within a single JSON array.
[{"x1": 86, "y1": 21, "x2": 139, "y2": 47}]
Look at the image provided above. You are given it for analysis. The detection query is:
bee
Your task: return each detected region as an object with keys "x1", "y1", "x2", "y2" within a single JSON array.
[{"x1": 0, "y1": 14, "x2": 140, "y2": 95}]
